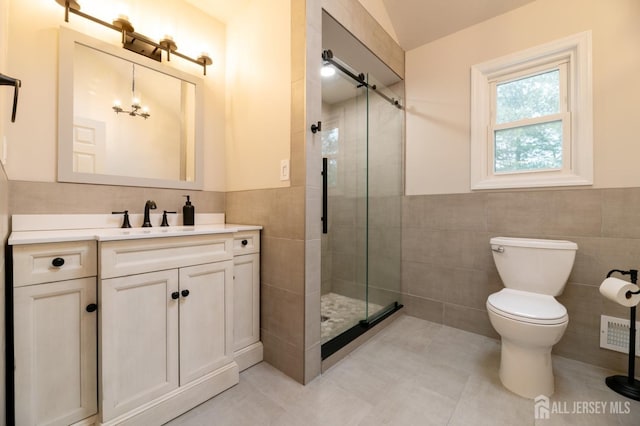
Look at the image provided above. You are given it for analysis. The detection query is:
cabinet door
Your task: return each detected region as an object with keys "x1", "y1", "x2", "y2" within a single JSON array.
[
  {"x1": 100, "y1": 270, "x2": 179, "y2": 422},
  {"x1": 179, "y1": 261, "x2": 234, "y2": 385},
  {"x1": 233, "y1": 253, "x2": 260, "y2": 351},
  {"x1": 14, "y1": 277, "x2": 97, "y2": 426}
]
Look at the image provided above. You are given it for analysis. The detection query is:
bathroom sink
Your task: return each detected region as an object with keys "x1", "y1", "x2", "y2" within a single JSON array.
[
  {"x1": 97, "y1": 226, "x2": 198, "y2": 240},
  {"x1": 120, "y1": 227, "x2": 194, "y2": 235}
]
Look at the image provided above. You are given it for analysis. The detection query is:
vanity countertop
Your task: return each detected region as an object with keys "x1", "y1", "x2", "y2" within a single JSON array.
[{"x1": 8, "y1": 214, "x2": 261, "y2": 245}]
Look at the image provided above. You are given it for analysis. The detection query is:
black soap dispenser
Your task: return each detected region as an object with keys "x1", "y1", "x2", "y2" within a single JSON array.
[{"x1": 183, "y1": 195, "x2": 195, "y2": 226}]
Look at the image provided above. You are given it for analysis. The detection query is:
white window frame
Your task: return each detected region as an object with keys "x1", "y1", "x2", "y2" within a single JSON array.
[{"x1": 470, "y1": 31, "x2": 592, "y2": 190}]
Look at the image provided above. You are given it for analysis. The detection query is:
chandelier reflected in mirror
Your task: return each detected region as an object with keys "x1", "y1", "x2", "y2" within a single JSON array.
[{"x1": 112, "y1": 64, "x2": 150, "y2": 119}]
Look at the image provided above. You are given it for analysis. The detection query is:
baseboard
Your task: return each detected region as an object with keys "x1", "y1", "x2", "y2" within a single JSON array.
[
  {"x1": 234, "y1": 342, "x2": 264, "y2": 372},
  {"x1": 99, "y1": 362, "x2": 239, "y2": 426}
]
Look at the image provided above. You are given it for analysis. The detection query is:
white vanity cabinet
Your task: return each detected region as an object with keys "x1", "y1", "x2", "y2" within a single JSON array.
[
  {"x1": 12, "y1": 241, "x2": 98, "y2": 426},
  {"x1": 98, "y1": 234, "x2": 238, "y2": 425},
  {"x1": 232, "y1": 231, "x2": 263, "y2": 371},
  {"x1": 9, "y1": 218, "x2": 262, "y2": 426}
]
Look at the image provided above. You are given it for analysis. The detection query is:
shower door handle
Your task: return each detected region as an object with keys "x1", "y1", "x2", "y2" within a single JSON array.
[{"x1": 322, "y1": 157, "x2": 328, "y2": 234}]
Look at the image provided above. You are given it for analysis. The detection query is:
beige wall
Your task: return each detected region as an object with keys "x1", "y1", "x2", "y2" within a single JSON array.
[
  {"x1": 405, "y1": 0, "x2": 640, "y2": 195},
  {"x1": 3, "y1": 0, "x2": 227, "y2": 191},
  {"x1": 225, "y1": 0, "x2": 292, "y2": 191}
]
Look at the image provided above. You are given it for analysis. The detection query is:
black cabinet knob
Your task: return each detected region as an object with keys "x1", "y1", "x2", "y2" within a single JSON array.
[
  {"x1": 181, "y1": 289, "x2": 190, "y2": 298},
  {"x1": 51, "y1": 257, "x2": 65, "y2": 267},
  {"x1": 171, "y1": 292, "x2": 180, "y2": 300},
  {"x1": 86, "y1": 303, "x2": 97, "y2": 313},
  {"x1": 241, "y1": 239, "x2": 248, "y2": 246}
]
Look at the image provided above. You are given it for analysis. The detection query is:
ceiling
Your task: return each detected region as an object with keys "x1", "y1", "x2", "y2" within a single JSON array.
[
  {"x1": 185, "y1": 0, "x2": 537, "y2": 51},
  {"x1": 381, "y1": 0, "x2": 536, "y2": 50},
  {"x1": 183, "y1": 0, "x2": 252, "y2": 23}
]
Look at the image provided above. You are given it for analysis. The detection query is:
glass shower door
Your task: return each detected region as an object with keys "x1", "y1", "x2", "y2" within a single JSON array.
[
  {"x1": 363, "y1": 73, "x2": 403, "y2": 322},
  {"x1": 319, "y1": 52, "x2": 404, "y2": 357},
  {"x1": 321, "y1": 66, "x2": 367, "y2": 343},
  {"x1": 320, "y1": 64, "x2": 369, "y2": 345}
]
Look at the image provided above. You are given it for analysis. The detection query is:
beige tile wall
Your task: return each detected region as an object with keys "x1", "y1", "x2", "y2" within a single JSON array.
[
  {"x1": 303, "y1": 0, "x2": 323, "y2": 384},
  {"x1": 226, "y1": 187, "x2": 306, "y2": 383},
  {"x1": 402, "y1": 187, "x2": 637, "y2": 372},
  {"x1": 8, "y1": 181, "x2": 225, "y2": 216}
]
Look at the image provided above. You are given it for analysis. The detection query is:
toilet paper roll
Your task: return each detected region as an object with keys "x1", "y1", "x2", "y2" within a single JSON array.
[{"x1": 599, "y1": 277, "x2": 640, "y2": 307}]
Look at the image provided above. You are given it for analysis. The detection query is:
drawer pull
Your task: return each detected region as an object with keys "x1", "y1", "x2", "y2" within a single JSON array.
[
  {"x1": 51, "y1": 257, "x2": 65, "y2": 267},
  {"x1": 181, "y1": 289, "x2": 190, "y2": 298},
  {"x1": 241, "y1": 239, "x2": 248, "y2": 246},
  {"x1": 171, "y1": 292, "x2": 180, "y2": 300},
  {"x1": 86, "y1": 303, "x2": 97, "y2": 313}
]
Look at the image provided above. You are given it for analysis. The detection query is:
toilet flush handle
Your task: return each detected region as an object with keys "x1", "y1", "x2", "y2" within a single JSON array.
[{"x1": 491, "y1": 245, "x2": 504, "y2": 253}]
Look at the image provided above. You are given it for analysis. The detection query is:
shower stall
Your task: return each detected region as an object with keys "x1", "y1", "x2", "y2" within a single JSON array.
[{"x1": 319, "y1": 28, "x2": 404, "y2": 359}]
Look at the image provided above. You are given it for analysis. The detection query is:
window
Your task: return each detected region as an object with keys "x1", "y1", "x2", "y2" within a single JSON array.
[{"x1": 470, "y1": 32, "x2": 592, "y2": 190}]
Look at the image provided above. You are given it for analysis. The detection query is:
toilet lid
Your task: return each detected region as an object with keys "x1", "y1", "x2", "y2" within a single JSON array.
[{"x1": 487, "y1": 289, "x2": 568, "y2": 325}]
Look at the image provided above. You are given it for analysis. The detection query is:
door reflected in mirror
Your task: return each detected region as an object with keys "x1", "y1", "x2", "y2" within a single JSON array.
[{"x1": 58, "y1": 28, "x2": 203, "y2": 189}]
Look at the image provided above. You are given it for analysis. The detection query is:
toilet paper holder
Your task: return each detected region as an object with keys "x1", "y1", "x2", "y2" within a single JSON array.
[
  {"x1": 606, "y1": 269, "x2": 640, "y2": 299},
  {"x1": 603, "y1": 268, "x2": 640, "y2": 401}
]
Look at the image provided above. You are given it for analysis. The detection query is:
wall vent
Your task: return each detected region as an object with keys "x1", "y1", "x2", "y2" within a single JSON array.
[{"x1": 600, "y1": 315, "x2": 640, "y2": 356}]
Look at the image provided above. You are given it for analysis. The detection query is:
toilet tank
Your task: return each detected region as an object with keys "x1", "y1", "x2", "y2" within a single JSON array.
[{"x1": 490, "y1": 237, "x2": 578, "y2": 296}]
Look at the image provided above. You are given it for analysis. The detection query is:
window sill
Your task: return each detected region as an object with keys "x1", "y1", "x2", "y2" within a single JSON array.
[{"x1": 471, "y1": 174, "x2": 592, "y2": 191}]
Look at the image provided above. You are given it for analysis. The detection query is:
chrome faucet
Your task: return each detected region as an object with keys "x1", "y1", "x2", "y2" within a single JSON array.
[{"x1": 142, "y1": 200, "x2": 157, "y2": 227}]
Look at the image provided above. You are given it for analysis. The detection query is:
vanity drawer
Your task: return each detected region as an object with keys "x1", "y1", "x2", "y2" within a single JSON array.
[
  {"x1": 13, "y1": 241, "x2": 97, "y2": 287},
  {"x1": 100, "y1": 234, "x2": 233, "y2": 279},
  {"x1": 233, "y1": 231, "x2": 260, "y2": 255}
]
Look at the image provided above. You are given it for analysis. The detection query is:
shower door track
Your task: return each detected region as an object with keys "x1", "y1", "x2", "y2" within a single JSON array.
[
  {"x1": 321, "y1": 301, "x2": 403, "y2": 360},
  {"x1": 322, "y1": 50, "x2": 402, "y2": 109}
]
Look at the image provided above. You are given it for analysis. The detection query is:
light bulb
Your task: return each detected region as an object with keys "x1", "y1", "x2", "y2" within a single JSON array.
[
  {"x1": 132, "y1": 97, "x2": 140, "y2": 107},
  {"x1": 321, "y1": 65, "x2": 335, "y2": 77},
  {"x1": 113, "y1": 99, "x2": 121, "y2": 107}
]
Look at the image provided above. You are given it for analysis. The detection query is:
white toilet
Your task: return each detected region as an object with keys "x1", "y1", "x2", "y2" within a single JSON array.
[{"x1": 487, "y1": 236, "x2": 577, "y2": 398}]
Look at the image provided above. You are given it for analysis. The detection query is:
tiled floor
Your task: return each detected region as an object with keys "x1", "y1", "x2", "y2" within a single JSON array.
[
  {"x1": 167, "y1": 315, "x2": 640, "y2": 425},
  {"x1": 321, "y1": 292, "x2": 383, "y2": 343}
]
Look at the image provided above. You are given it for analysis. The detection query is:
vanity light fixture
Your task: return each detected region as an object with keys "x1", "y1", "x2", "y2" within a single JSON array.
[
  {"x1": 112, "y1": 64, "x2": 151, "y2": 119},
  {"x1": 54, "y1": 0, "x2": 213, "y2": 75}
]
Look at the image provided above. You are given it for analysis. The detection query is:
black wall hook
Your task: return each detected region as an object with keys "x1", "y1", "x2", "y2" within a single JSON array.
[
  {"x1": 311, "y1": 121, "x2": 322, "y2": 134},
  {"x1": 0, "y1": 73, "x2": 21, "y2": 122}
]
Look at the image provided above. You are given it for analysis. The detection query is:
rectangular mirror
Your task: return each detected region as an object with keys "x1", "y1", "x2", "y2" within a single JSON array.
[{"x1": 58, "y1": 28, "x2": 204, "y2": 189}]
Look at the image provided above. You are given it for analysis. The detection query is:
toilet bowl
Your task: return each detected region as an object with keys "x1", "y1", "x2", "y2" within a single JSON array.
[{"x1": 487, "y1": 237, "x2": 577, "y2": 398}]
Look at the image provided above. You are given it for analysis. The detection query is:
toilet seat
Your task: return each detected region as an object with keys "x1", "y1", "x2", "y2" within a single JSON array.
[{"x1": 487, "y1": 289, "x2": 568, "y2": 325}]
